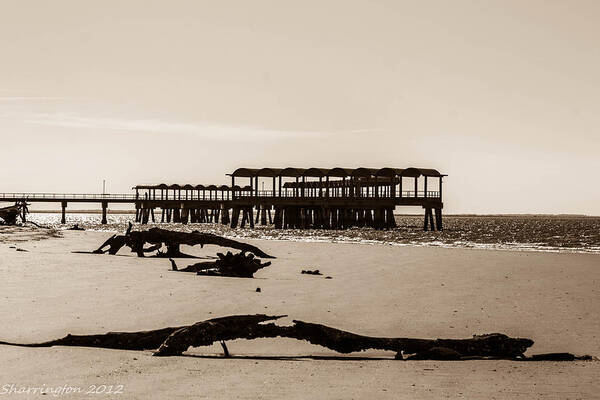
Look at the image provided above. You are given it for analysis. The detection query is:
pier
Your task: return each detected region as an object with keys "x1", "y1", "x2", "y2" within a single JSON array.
[{"x1": 0, "y1": 167, "x2": 446, "y2": 230}]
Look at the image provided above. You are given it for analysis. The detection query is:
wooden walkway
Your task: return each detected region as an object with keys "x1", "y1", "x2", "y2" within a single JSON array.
[{"x1": 0, "y1": 166, "x2": 446, "y2": 230}]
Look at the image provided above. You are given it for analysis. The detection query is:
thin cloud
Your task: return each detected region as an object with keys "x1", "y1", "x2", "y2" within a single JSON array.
[
  {"x1": 0, "y1": 104, "x2": 374, "y2": 139},
  {"x1": 16, "y1": 111, "x2": 336, "y2": 140},
  {"x1": 0, "y1": 97, "x2": 65, "y2": 101}
]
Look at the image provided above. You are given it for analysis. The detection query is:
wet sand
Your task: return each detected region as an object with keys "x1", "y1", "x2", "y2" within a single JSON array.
[{"x1": 0, "y1": 230, "x2": 598, "y2": 399}]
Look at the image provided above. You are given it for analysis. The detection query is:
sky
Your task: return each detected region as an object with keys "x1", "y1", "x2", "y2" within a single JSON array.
[{"x1": 1, "y1": 0, "x2": 599, "y2": 214}]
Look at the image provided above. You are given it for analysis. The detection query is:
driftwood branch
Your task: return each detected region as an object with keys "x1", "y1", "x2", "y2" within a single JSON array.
[
  {"x1": 0, "y1": 200, "x2": 29, "y2": 225},
  {"x1": 67, "y1": 224, "x2": 85, "y2": 231},
  {"x1": 0, "y1": 326, "x2": 185, "y2": 351},
  {"x1": 301, "y1": 269, "x2": 322, "y2": 275},
  {"x1": 92, "y1": 227, "x2": 274, "y2": 259},
  {"x1": 169, "y1": 258, "x2": 215, "y2": 273},
  {"x1": 0, "y1": 204, "x2": 22, "y2": 225},
  {"x1": 92, "y1": 234, "x2": 119, "y2": 254},
  {"x1": 170, "y1": 251, "x2": 271, "y2": 278},
  {"x1": 0, "y1": 314, "x2": 548, "y2": 360}
]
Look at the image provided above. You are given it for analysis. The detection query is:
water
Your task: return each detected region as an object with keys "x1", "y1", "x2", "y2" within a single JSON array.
[{"x1": 25, "y1": 213, "x2": 600, "y2": 254}]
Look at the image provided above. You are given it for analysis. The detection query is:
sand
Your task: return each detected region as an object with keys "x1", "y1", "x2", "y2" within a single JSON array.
[{"x1": 0, "y1": 229, "x2": 598, "y2": 399}]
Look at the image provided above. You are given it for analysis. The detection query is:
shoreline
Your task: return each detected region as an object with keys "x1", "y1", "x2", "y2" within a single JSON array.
[{"x1": 4, "y1": 221, "x2": 600, "y2": 255}]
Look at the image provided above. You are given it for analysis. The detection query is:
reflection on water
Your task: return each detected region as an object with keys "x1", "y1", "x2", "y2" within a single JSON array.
[{"x1": 27, "y1": 213, "x2": 600, "y2": 254}]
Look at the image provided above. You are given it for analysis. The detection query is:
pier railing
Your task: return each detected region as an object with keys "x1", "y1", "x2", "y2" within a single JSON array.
[
  {"x1": 0, "y1": 193, "x2": 137, "y2": 200},
  {"x1": 234, "y1": 190, "x2": 441, "y2": 199},
  {"x1": 1, "y1": 190, "x2": 441, "y2": 202}
]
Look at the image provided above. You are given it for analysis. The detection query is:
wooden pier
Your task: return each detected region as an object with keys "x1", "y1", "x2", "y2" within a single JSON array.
[{"x1": 0, "y1": 167, "x2": 446, "y2": 231}]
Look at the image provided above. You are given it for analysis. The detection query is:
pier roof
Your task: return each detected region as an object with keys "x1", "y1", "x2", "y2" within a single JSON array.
[
  {"x1": 256, "y1": 168, "x2": 284, "y2": 177},
  {"x1": 228, "y1": 167, "x2": 445, "y2": 178}
]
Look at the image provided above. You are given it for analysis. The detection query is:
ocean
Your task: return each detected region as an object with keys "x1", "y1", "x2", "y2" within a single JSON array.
[{"x1": 21, "y1": 213, "x2": 600, "y2": 255}]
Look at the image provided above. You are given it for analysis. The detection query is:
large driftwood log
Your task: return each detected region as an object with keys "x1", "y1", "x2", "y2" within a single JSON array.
[
  {"x1": 0, "y1": 314, "x2": 540, "y2": 360},
  {"x1": 93, "y1": 226, "x2": 274, "y2": 259},
  {"x1": 170, "y1": 251, "x2": 271, "y2": 278},
  {"x1": 0, "y1": 204, "x2": 22, "y2": 225},
  {"x1": 153, "y1": 316, "x2": 534, "y2": 358},
  {"x1": 0, "y1": 200, "x2": 29, "y2": 225}
]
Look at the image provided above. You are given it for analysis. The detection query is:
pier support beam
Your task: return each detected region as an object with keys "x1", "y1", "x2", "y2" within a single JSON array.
[
  {"x1": 61, "y1": 201, "x2": 67, "y2": 224},
  {"x1": 181, "y1": 208, "x2": 189, "y2": 225},
  {"x1": 260, "y1": 206, "x2": 267, "y2": 225},
  {"x1": 230, "y1": 208, "x2": 240, "y2": 228},
  {"x1": 142, "y1": 208, "x2": 150, "y2": 224},
  {"x1": 364, "y1": 209, "x2": 372, "y2": 228},
  {"x1": 221, "y1": 207, "x2": 230, "y2": 225},
  {"x1": 423, "y1": 207, "x2": 437, "y2": 231},
  {"x1": 101, "y1": 202, "x2": 108, "y2": 225},
  {"x1": 434, "y1": 208, "x2": 443, "y2": 231},
  {"x1": 357, "y1": 209, "x2": 365, "y2": 227},
  {"x1": 273, "y1": 207, "x2": 282, "y2": 229},
  {"x1": 428, "y1": 208, "x2": 435, "y2": 230},
  {"x1": 240, "y1": 208, "x2": 249, "y2": 228},
  {"x1": 385, "y1": 208, "x2": 397, "y2": 229}
]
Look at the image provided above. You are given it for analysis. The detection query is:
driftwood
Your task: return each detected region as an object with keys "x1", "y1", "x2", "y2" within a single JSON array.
[
  {"x1": 24, "y1": 221, "x2": 48, "y2": 229},
  {"x1": 0, "y1": 326, "x2": 184, "y2": 351},
  {"x1": 155, "y1": 316, "x2": 536, "y2": 359},
  {"x1": 92, "y1": 234, "x2": 129, "y2": 255},
  {"x1": 171, "y1": 251, "x2": 271, "y2": 278},
  {"x1": 169, "y1": 258, "x2": 206, "y2": 272},
  {"x1": 0, "y1": 203, "x2": 25, "y2": 225},
  {"x1": 0, "y1": 314, "x2": 551, "y2": 360},
  {"x1": 301, "y1": 269, "x2": 322, "y2": 275},
  {"x1": 93, "y1": 225, "x2": 274, "y2": 259},
  {"x1": 0, "y1": 206, "x2": 19, "y2": 225}
]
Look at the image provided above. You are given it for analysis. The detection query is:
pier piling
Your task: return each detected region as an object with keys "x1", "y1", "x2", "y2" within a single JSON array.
[
  {"x1": 61, "y1": 201, "x2": 67, "y2": 224},
  {"x1": 101, "y1": 202, "x2": 108, "y2": 225}
]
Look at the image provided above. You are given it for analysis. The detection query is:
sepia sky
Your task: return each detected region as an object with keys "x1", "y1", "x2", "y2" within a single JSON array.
[{"x1": 1, "y1": 0, "x2": 599, "y2": 214}]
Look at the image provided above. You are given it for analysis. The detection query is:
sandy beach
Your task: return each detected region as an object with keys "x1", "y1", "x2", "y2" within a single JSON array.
[{"x1": 0, "y1": 229, "x2": 598, "y2": 399}]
